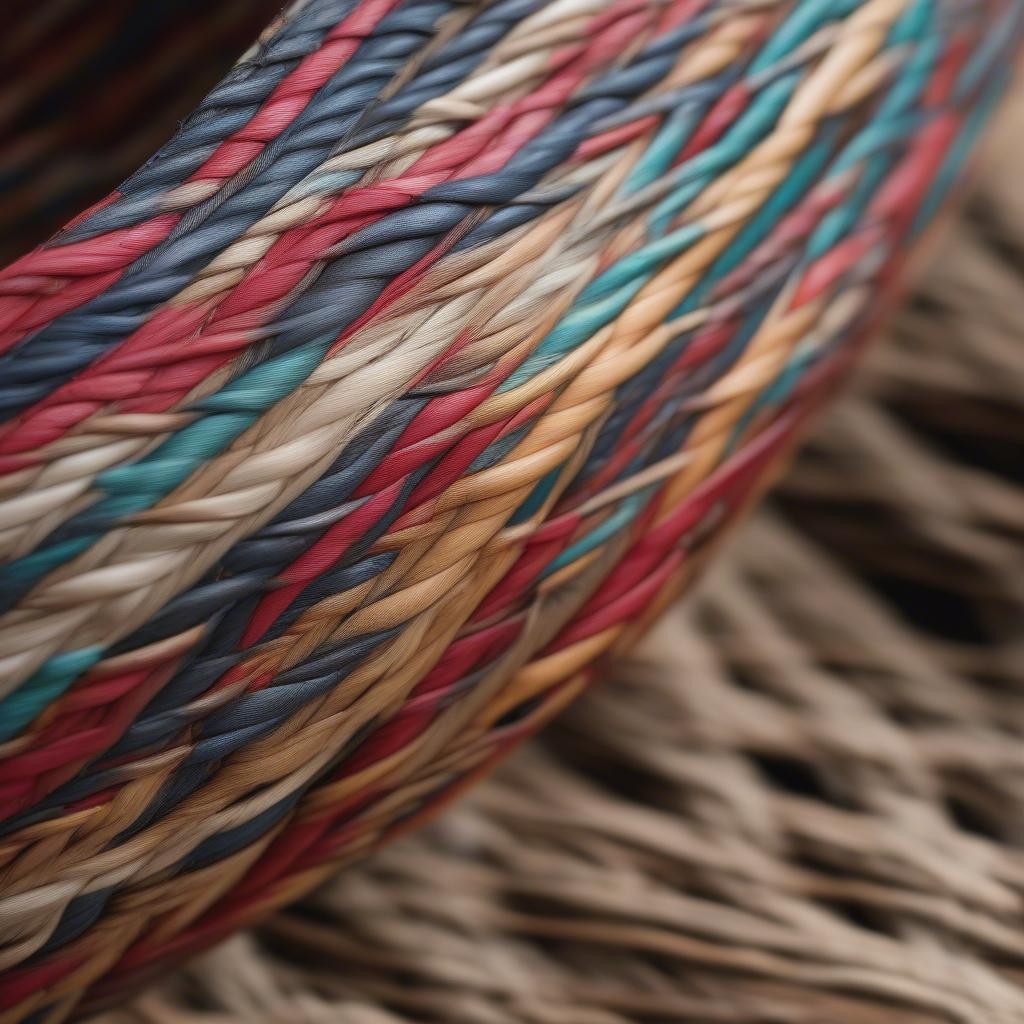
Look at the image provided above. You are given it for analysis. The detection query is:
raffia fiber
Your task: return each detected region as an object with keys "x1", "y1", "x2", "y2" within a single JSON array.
[{"x1": 99, "y1": 95, "x2": 1024, "y2": 1024}]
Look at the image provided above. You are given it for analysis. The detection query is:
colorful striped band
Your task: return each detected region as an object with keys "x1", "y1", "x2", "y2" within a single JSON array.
[{"x1": 0, "y1": 1, "x2": 1019, "y2": 1020}]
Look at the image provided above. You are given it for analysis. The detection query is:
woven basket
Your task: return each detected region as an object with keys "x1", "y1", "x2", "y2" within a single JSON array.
[{"x1": 0, "y1": 2, "x2": 1019, "y2": 1021}]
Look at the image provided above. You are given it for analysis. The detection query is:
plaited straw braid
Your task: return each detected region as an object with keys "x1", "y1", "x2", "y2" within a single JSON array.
[{"x1": 0, "y1": 0, "x2": 1019, "y2": 1019}]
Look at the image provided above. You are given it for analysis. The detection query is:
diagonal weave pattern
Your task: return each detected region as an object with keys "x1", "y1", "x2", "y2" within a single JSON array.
[
  {"x1": 107, "y1": 105, "x2": 1024, "y2": 1024},
  {"x1": 0, "y1": 1, "x2": 1020, "y2": 1021}
]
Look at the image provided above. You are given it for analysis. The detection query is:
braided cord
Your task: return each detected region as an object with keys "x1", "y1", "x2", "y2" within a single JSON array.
[{"x1": 0, "y1": 0, "x2": 1018, "y2": 1020}]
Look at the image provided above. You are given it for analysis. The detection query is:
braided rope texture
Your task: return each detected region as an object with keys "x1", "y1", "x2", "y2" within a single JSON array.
[{"x1": 0, "y1": 0, "x2": 1018, "y2": 1020}]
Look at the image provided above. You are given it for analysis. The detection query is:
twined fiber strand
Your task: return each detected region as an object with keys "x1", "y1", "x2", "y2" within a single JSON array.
[{"x1": 0, "y1": 0, "x2": 1019, "y2": 1020}]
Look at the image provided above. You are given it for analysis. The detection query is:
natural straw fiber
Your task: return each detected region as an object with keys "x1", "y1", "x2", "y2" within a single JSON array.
[
  {"x1": 105, "y1": 93, "x2": 1024, "y2": 1024},
  {"x1": 0, "y1": 2, "x2": 1019, "y2": 1021}
]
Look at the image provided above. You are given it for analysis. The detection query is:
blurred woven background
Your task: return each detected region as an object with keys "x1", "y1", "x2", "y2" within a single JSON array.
[{"x1": 100, "y1": 95, "x2": 1024, "y2": 1024}]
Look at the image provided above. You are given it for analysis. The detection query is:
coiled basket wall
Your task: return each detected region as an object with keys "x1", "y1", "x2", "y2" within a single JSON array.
[{"x1": 0, "y1": 0, "x2": 1018, "y2": 1020}]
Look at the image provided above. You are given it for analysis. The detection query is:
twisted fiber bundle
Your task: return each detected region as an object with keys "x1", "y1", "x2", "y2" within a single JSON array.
[{"x1": 0, "y1": 0, "x2": 1018, "y2": 1019}]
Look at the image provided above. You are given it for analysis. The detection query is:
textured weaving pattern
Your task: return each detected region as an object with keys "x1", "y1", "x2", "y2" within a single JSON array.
[{"x1": 0, "y1": 1, "x2": 1018, "y2": 1021}]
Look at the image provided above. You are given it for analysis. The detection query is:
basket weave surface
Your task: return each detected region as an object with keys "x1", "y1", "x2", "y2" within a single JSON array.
[
  {"x1": 0, "y1": 1, "x2": 1019, "y2": 1021},
  {"x1": 103, "y1": 97, "x2": 1024, "y2": 1024}
]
